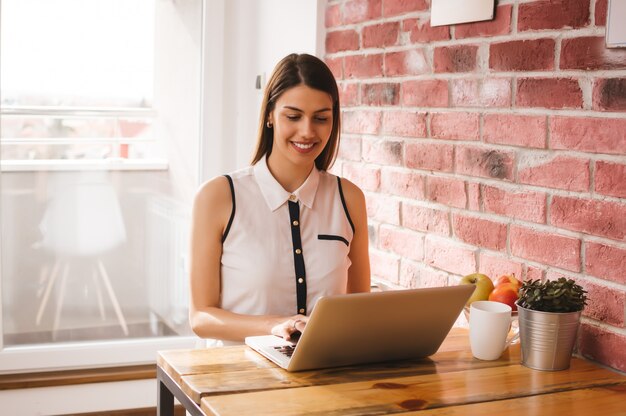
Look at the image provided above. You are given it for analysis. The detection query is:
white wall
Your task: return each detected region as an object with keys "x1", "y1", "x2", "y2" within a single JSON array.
[{"x1": 201, "y1": 0, "x2": 324, "y2": 181}]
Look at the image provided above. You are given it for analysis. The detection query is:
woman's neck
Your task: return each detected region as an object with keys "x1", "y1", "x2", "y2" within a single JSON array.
[{"x1": 266, "y1": 154, "x2": 314, "y2": 193}]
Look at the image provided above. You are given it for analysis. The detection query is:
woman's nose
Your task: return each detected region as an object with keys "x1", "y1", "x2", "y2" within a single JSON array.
[{"x1": 300, "y1": 119, "x2": 315, "y2": 138}]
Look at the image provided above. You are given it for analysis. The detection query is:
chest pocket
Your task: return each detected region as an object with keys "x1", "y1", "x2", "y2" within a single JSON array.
[{"x1": 318, "y1": 234, "x2": 349, "y2": 246}]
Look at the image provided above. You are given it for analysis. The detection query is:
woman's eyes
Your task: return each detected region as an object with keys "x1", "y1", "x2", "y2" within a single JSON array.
[{"x1": 285, "y1": 114, "x2": 329, "y2": 123}]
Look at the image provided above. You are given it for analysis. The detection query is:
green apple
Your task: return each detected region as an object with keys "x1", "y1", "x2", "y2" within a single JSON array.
[{"x1": 460, "y1": 273, "x2": 494, "y2": 306}]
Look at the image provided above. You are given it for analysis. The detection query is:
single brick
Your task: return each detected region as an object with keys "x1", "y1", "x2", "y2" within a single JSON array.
[
  {"x1": 379, "y1": 225, "x2": 424, "y2": 262},
  {"x1": 382, "y1": 111, "x2": 427, "y2": 137},
  {"x1": 365, "y1": 193, "x2": 400, "y2": 224},
  {"x1": 424, "y1": 235, "x2": 477, "y2": 275},
  {"x1": 326, "y1": 30, "x2": 360, "y2": 54},
  {"x1": 361, "y1": 83, "x2": 400, "y2": 106},
  {"x1": 453, "y1": 215, "x2": 507, "y2": 251},
  {"x1": 343, "y1": 162, "x2": 381, "y2": 192},
  {"x1": 518, "y1": 0, "x2": 590, "y2": 31},
  {"x1": 380, "y1": 169, "x2": 425, "y2": 199},
  {"x1": 585, "y1": 242, "x2": 626, "y2": 285},
  {"x1": 402, "y1": 203, "x2": 450, "y2": 236},
  {"x1": 325, "y1": 57, "x2": 343, "y2": 79},
  {"x1": 344, "y1": 54, "x2": 384, "y2": 79},
  {"x1": 596, "y1": 0, "x2": 608, "y2": 26},
  {"x1": 400, "y1": 261, "x2": 449, "y2": 288},
  {"x1": 426, "y1": 176, "x2": 467, "y2": 208},
  {"x1": 385, "y1": 49, "x2": 430, "y2": 76},
  {"x1": 362, "y1": 137, "x2": 403, "y2": 166},
  {"x1": 362, "y1": 21, "x2": 400, "y2": 48},
  {"x1": 402, "y1": 79, "x2": 449, "y2": 107},
  {"x1": 551, "y1": 196, "x2": 626, "y2": 241},
  {"x1": 518, "y1": 153, "x2": 590, "y2": 192},
  {"x1": 550, "y1": 116, "x2": 626, "y2": 155},
  {"x1": 383, "y1": 0, "x2": 429, "y2": 16},
  {"x1": 450, "y1": 78, "x2": 511, "y2": 108},
  {"x1": 325, "y1": 4, "x2": 341, "y2": 28},
  {"x1": 430, "y1": 112, "x2": 480, "y2": 140},
  {"x1": 490, "y1": 38, "x2": 555, "y2": 71},
  {"x1": 479, "y1": 252, "x2": 524, "y2": 280},
  {"x1": 369, "y1": 249, "x2": 400, "y2": 281},
  {"x1": 338, "y1": 82, "x2": 358, "y2": 107},
  {"x1": 595, "y1": 161, "x2": 626, "y2": 198},
  {"x1": 434, "y1": 45, "x2": 479, "y2": 73},
  {"x1": 516, "y1": 78, "x2": 583, "y2": 109},
  {"x1": 483, "y1": 185, "x2": 546, "y2": 223},
  {"x1": 483, "y1": 114, "x2": 546, "y2": 148},
  {"x1": 510, "y1": 225, "x2": 581, "y2": 272},
  {"x1": 561, "y1": 36, "x2": 626, "y2": 70},
  {"x1": 342, "y1": 110, "x2": 381, "y2": 135},
  {"x1": 455, "y1": 146, "x2": 515, "y2": 181},
  {"x1": 405, "y1": 141, "x2": 454, "y2": 172},
  {"x1": 343, "y1": 0, "x2": 382, "y2": 24},
  {"x1": 592, "y1": 78, "x2": 626, "y2": 112},
  {"x1": 337, "y1": 136, "x2": 361, "y2": 162}
]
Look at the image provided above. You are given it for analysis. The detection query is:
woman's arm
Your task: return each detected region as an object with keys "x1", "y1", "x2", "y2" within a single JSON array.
[
  {"x1": 188, "y1": 176, "x2": 304, "y2": 342},
  {"x1": 340, "y1": 178, "x2": 371, "y2": 293}
]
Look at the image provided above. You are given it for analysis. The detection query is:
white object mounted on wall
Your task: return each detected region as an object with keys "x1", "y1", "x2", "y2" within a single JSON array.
[
  {"x1": 431, "y1": 0, "x2": 495, "y2": 27},
  {"x1": 606, "y1": 0, "x2": 626, "y2": 48}
]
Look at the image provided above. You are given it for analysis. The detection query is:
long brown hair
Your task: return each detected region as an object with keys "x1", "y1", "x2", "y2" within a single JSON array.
[{"x1": 251, "y1": 53, "x2": 341, "y2": 171}]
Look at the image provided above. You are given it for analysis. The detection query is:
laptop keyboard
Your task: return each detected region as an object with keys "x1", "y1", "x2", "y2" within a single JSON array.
[{"x1": 273, "y1": 345, "x2": 295, "y2": 358}]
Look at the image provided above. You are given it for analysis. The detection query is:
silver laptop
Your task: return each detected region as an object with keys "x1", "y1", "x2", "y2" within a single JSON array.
[{"x1": 245, "y1": 285, "x2": 474, "y2": 372}]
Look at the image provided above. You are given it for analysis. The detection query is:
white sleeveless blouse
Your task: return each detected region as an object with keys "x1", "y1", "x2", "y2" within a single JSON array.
[{"x1": 220, "y1": 157, "x2": 354, "y2": 318}]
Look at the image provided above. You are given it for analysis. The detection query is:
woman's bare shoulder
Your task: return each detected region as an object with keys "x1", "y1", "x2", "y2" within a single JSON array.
[
  {"x1": 193, "y1": 175, "x2": 232, "y2": 216},
  {"x1": 337, "y1": 176, "x2": 365, "y2": 205}
]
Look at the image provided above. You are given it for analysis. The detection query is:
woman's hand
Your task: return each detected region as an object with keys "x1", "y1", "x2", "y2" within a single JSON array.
[{"x1": 271, "y1": 315, "x2": 308, "y2": 341}]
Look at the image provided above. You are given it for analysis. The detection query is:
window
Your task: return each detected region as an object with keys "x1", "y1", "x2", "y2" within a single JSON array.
[{"x1": 0, "y1": 0, "x2": 203, "y2": 371}]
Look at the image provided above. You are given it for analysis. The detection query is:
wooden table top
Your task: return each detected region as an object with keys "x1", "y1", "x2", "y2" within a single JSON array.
[{"x1": 157, "y1": 328, "x2": 626, "y2": 415}]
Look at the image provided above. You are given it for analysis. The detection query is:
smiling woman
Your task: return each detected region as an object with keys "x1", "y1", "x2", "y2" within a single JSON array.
[{"x1": 189, "y1": 53, "x2": 371, "y2": 345}]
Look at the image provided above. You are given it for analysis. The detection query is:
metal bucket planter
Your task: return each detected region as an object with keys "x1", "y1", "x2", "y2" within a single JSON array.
[{"x1": 517, "y1": 305, "x2": 582, "y2": 371}]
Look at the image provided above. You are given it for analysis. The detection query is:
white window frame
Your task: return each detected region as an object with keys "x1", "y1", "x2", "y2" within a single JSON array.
[{"x1": 0, "y1": 0, "x2": 214, "y2": 373}]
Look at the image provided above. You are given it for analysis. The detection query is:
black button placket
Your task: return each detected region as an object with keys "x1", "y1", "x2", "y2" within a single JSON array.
[{"x1": 288, "y1": 200, "x2": 307, "y2": 315}]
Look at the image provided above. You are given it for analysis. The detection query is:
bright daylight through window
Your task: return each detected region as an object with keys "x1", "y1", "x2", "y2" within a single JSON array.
[
  {"x1": 1, "y1": 0, "x2": 157, "y2": 166},
  {"x1": 0, "y1": 0, "x2": 202, "y2": 365}
]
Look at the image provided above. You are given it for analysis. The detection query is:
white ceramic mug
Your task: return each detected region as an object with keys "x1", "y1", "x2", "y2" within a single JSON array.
[{"x1": 469, "y1": 301, "x2": 518, "y2": 360}]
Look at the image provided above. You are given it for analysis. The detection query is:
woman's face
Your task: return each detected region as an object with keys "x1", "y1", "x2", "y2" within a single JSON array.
[{"x1": 268, "y1": 84, "x2": 334, "y2": 169}]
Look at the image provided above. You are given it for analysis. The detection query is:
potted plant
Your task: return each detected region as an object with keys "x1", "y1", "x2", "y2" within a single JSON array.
[{"x1": 516, "y1": 277, "x2": 588, "y2": 371}]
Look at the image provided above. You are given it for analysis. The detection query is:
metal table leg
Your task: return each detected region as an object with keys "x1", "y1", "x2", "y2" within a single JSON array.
[{"x1": 157, "y1": 365, "x2": 204, "y2": 416}]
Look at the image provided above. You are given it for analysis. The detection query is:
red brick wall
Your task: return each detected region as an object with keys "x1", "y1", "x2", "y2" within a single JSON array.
[{"x1": 325, "y1": 0, "x2": 626, "y2": 372}]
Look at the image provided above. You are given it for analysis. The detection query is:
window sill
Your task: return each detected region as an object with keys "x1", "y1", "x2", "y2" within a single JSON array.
[{"x1": 0, "y1": 159, "x2": 169, "y2": 172}]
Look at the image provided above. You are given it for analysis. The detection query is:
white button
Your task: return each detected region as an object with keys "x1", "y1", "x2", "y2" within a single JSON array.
[
  {"x1": 295, "y1": 249, "x2": 302, "y2": 254},
  {"x1": 299, "y1": 308, "x2": 305, "y2": 314},
  {"x1": 289, "y1": 194, "x2": 298, "y2": 202},
  {"x1": 292, "y1": 220, "x2": 299, "y2": 226},
  {"x1": 298, "y1": 278, "x2": 304, "y2": 283}
]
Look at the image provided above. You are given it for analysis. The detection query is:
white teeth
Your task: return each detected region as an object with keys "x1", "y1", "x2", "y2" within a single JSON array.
[{"x1": 293, "y1": 142, "x2": 314, "y2": 149}]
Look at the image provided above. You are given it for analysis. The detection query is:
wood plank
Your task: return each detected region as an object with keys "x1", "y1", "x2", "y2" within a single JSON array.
[
  {"x1": 183, "y1": 344, "x2": 521, "y2": 403},
  {"x1": 401, "y1": 383, "x2": 626, "y2": 415},
  {"x1": 157, "y1": 346, "x2": 274, "y2": 386},
  {"x1": 160, "y1": 327, "x2": 472, "y2": 397},
  {"x1": 200, "y1": 358, "x2": 626, "y2": 416}
]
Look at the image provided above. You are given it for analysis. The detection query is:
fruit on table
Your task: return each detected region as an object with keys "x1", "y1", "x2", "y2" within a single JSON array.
[
  {"x1": 489, "y1": 278, "x2": 520, "y2": 311},
  {"x1": 494, "y1": 274, "x2": 522, "y2": 291},
  {"x1": 460, "y1": 273, "x2": 494, "y2": 306}
]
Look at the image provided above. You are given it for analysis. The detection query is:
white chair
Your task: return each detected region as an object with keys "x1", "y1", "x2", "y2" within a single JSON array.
[{"x1": 35, "y1": 173, "x2": 129, "y2": 335}]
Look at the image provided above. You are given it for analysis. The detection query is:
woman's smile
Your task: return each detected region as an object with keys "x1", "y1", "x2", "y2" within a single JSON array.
[{"x1": 291, "y1": 141, "x2": 317, "y2": 152}]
